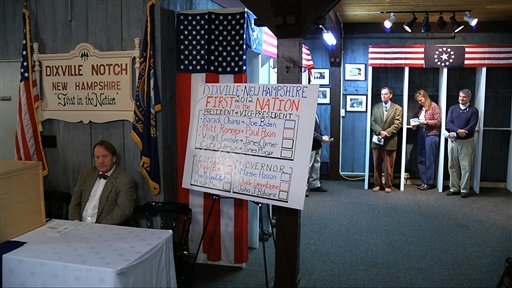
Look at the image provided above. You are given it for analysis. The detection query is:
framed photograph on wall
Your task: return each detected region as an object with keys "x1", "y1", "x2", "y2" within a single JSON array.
[
  {"x1": 346, "y1": 95, "x2": 366, "y2": 112},
  {"x1": 311, "y1": 68, "x2": 329, "y2": 85},
  {"x1": 344, "y1": 64, "x2": 365, "y2": 81},
  {"x1": 317, "y1": 87, "x2": 330, "y2": 104}
]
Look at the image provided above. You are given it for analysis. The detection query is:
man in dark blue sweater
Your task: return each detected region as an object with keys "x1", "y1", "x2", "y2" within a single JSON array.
[{"x1": 445, "y1": 89, "x2": 479, "y2": 198}]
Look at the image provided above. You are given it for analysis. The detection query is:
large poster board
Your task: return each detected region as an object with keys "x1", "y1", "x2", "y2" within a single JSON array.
[{"x1": 182, "y1": 83, "x2": 319, "y2": 210}]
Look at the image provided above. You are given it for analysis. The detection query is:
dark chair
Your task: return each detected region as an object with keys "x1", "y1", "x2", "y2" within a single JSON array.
[
  {"x1": 44, "y1": 190, "x2": 72, "y2": 220},
  {"x1": 132, "y1": 201, "x2": 192, "y2": 288}
]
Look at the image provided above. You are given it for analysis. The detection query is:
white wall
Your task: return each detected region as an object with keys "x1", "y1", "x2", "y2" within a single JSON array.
[{"x1": 0, "y1": 60, "x2": 19, "y2": 160}]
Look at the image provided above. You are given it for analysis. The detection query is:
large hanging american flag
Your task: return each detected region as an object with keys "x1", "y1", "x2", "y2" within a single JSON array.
[
  {"x1": 15, "y1": 6, "x2": 48, "y2": 176},
  {"x1": 176, "y1": 9, "x2": 252, "y2": 265},
  {"x1": 131, "y1": 0, "x2": 161, "y2": 195},
  {"x1": 368, "y1": 45, "x2": 512, "y2": 68}
]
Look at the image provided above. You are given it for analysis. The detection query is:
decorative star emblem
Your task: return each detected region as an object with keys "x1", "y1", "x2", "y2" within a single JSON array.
[{"x1": 434, "y1": 47, "x2": 456, "y2": 66}]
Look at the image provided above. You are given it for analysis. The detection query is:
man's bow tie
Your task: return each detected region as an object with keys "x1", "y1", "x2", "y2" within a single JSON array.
[{"x1": 97, "y1": 173, "x2": 109, "y2": 180}]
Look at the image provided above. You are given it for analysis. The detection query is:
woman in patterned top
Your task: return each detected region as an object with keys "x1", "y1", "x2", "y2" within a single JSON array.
[{"x1": 412, "y1": 89, "x2": 441, "y2": 190}]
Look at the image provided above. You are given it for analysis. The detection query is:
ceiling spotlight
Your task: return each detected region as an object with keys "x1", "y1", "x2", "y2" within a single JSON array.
[
  {"x1": 464, "y1": 11, "x2": 478, "y2": 26},
  {"x1": 319, "y1": 25, "x2": 336, "y2": 46},
  {"x1": 403, "y1": 13, "x2": 417, "y2": 32},
  {"x1": 421, "y1": 14, "x2": 430, "y2": 33},
  {"x1": 437, "y1": 15, "x2": 447, "y2": 30},
  {"x1": 450, "y1": 13, "x2": 464, "y2": 33},
  {"x1": 384, "y1": 13, "x2": 396, "y2": 28}
]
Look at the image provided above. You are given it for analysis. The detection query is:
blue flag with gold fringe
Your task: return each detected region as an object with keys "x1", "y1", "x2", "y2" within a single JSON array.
[{"x1": 131, "y1": 0, "x2": 161, "y2": 195}]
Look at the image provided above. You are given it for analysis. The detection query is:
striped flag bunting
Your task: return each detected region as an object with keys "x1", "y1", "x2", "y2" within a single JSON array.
[
  {"x1": 15, "y1": 6, "x2": 48, "y2": 176},
  {"x1": 464, "y1": 45, "x2": 512, "y2": 67},
  {"x1": 262, "y1": 27, "x2": 315, "y2": 68},
  {"x1": 368, "y1": 45, "x2": 425, "y2": 67},
  {"x1": 369, "y1": 45, "x2": 512, "y2": 68}
]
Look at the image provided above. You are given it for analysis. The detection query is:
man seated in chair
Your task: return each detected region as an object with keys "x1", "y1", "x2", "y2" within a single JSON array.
[{"x1": 69, "y1": 140, "x2": 137, "y2": 225}]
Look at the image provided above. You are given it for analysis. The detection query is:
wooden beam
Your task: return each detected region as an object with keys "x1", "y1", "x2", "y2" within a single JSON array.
[{"x1": 274, "y1": 38, "x2": 303, "y2": 288}]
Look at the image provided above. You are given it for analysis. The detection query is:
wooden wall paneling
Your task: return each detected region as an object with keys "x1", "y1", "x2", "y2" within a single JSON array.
[
  {"x1": 42, "y1": 120, "x2": 92, "y2": 194},
  {"x1": 121, "y1": 0, "x2": 147, "y2": 51},
  {"x1": 0, "y1": 1, "x2": 20, "y2": 59},
  {"x1": 87, "y1": 0, "x2": 122, "y2": 51},
  {"x1": 32, "y1": 0, "x2": 76, "y2": 53},
  {"x1": 340, "y1": 40, "x2": 369, "y2": 175}
]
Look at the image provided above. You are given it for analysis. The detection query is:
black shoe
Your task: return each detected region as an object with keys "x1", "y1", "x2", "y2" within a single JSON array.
[
  {"x1": 416, "y1": 184, "x2": 425, "y2": 189},
  {"x1": 310, "y1": 186, "x2": 327, "y2": 192},
  {"x1": 446, "y1": 191, "x2": 461, "y2": 196},
  {"x1": 461, "y1": 192, "x2": 469, "y2": 198},
  {"x1": 419, "y1": 184, "x2": 435, "y2": 191}
]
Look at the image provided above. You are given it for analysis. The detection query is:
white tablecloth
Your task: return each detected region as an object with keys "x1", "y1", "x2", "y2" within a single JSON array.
[{"x1": 2, "y1": 220, "x2": 176, "y2": 287}]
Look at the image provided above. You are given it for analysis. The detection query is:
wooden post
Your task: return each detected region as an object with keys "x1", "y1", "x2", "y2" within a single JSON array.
[{"x1": 274, "y1": 38, "x2": 303, "y2": 288}]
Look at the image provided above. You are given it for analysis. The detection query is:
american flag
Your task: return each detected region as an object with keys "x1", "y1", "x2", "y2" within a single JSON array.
[
  {"x1": 131, "y1": 0, "x2": 161, "y2": 195},
  {"x1": 15, "y1": 6, "x2": 47, "y2": 176},
  {"x1": 369, "y1": 45, "x2": 512, "y2": 68},
  {"x1": 176, "y1": 9, "x2": 250, "y2": 265}
]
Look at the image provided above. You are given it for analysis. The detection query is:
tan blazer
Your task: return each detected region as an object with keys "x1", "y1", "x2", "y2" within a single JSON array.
[
  {"x1": 69, "y1": 165, "x2": 137, "y2": 225},
  {"x1": 370, "y1": 102, "x2": 403, "y2": 150}
]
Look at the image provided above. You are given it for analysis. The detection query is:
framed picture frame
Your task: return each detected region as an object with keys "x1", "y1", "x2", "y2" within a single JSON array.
[
  {"x1": 311, "y1": 68, "x2": 330, "y2": 85},
  {"x1": 346, "y1": 95, "x2": 366, "y2": 112},
  {"x1": 317, "y1": 87, "x2": 330, "y2": 104},
  {"x1": 344, "y1": 64, "x2": 365, "y2": 81}
]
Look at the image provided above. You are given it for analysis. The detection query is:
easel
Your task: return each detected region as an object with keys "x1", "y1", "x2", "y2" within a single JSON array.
[
  {"x1": 253, "y1": 201, "x2": 276, "y2": 288},
  {"x1": 188, "y1": 194, "x2": 276, "y2": 288}
]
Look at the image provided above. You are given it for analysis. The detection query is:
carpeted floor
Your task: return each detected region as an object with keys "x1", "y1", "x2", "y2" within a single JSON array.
[{"x1": 191, "y1": 180, "x2": 512, "y2": 287}]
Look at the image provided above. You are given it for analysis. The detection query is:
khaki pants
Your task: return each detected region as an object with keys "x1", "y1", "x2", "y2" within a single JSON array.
[{"x1": 448, "y1": 138, "x2": 475, "y2": 193}]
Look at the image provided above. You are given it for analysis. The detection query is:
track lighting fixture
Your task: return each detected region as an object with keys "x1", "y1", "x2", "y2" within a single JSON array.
[
  {"x1": 463, "y1": 11, "x2": 478, "y2": 26},
  {"x1": 421, "y1": 14, "x2": 430, "y2": 33},
  {"x1": 382, "y1": 10, "x2": 476, "y2": 33},
  {"x1": 450, "y1": 13, "x2": 464, "y2": 33},
  {"x1": 384, "y1": 13, "x2": 396, "y2": 29},
  {"x1": 319, "y1": 25, "x2": 336, "y2": 46},
  {"x1": 403, "y1": 13, "x2": 417, "y2": 32},
  {"x1": 437, "y1": 14, "x2": 447, "y2": 30}
]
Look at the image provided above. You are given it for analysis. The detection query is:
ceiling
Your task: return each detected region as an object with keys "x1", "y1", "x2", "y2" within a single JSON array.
[
  {"x1": 335, "y1": 0, "x2": 512, "y2": 23},
  {"x1": 214, "y1": 0, "x2": 512, "y2": 24}
]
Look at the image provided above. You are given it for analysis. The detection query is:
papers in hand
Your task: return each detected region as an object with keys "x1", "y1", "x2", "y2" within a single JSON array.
[
  {"x1": 372, "y1": 135, "x2": 384, "y2": 145},
  {"x1": 410, "y1": 118, "x2": 420, "y2": 126},
  {"x1": 442, "y1": 130, "x2": 451, "y2": 139}
]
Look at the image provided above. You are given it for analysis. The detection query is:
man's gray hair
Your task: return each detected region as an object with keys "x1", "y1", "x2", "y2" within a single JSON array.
[{"x1": 460, "y1": 89, "x2": 472, "y2": 99}]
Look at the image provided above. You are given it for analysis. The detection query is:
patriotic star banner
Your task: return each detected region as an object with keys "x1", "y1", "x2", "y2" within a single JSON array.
[
  {"x1": 176, "y1": 9, "x2": 318, "y2": 265},
  {"x1": 131, "y1": 0, "x2": 161, "y2": 195},
  {"x1": 15, "y1": 6, "x2": 48, "y2": 176},
  {"x1": 368, "y1": 45, "x2": 512, "y2": 68}
]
